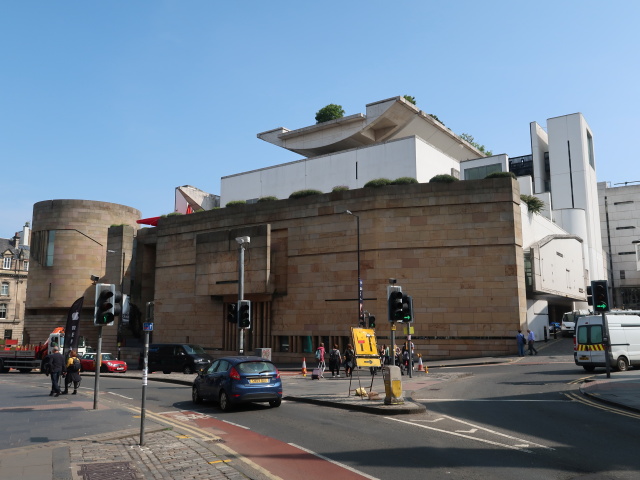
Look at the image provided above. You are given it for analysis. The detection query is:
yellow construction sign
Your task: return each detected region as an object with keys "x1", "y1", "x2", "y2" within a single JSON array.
[{"x1": 351, "y1": 327, "x2": 381, "y2": 367}]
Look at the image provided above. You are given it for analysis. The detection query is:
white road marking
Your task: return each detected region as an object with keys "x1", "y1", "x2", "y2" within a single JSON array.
[
  {"x1": 415, "y1": 398, "x2": 567, "y2": 402},
  {"x1": 385, "y1": 416, "x2": 554, "y2": 453},
  {"x1": 107, "y1": 392, "x2": 133, "y2": 399},
  {"x1": 289, "y1": 443, "x2": 380, "y2": 480},
  {"x1": 222, "y1": 420, "x2": 251, "y2": 430},
  {"x1": 455, "y1": 428, "x2": 478, "y2": 433}
]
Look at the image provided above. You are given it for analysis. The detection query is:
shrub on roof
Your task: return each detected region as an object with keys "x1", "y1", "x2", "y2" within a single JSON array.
[
  {"x1": 520, "y1": 194, "x2": 545, "y2": 214},
  {"x1": 257, "y1": 196, "x2": 278, "y2": 203},
  {"x1": 332, "y1": 185, "x2": 349, "y2": 192},
  {"x1": 226, "y1": 200, "x2": 247, "y2": 207},
  {"x1": 429, "y1": 174, "x2": 459, "y2": 184},
  {"x1": 392, "y1": 177, "x2": 418, "y2": 185},
  {"x1": 364, "y1": 178, "x2": 393, "y2": 188},
  {"x1": 289, "y1": 189, "x2": 323, "y2": 199}
]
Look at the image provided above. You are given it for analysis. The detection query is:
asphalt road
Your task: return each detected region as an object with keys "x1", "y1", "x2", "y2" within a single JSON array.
[{"x1": 2, "y1": 338, "x2": 639, "y2": 479}]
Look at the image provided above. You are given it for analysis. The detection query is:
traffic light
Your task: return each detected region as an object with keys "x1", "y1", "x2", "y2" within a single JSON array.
[
  {"x1": 592, "y1": 280, "x2": 610, "y2": 313},
  {"x1": 368, "y1": 315, "x2": 376, "y2": 329},
  {"x1": 586, "y1": 285, "x2": 593, "y2": 306},
  {"x1": 227, "y1": 303, "x2": 237, "y2": 323},
  {"x1": 238, "y1": 300, "x2": 251, "y2": 329},
  {"x1": 388, "y1": 286, "x2": 403, "y2": 322},
  {"x1": 94, "y1": 283, "x2": 116, "y2": 326},
  {"x1": 400, "y1": 295, "x2": 414, "y2": 323}
]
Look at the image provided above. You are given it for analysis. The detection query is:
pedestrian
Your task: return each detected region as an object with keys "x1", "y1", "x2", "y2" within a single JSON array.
[
  {"x1": 47, "y1": 346, "x2": 66, "y2": 397},
  {"x1": 516, "y1": 330, "x2": 527, "y2": 357},
  {"x1": 527, "y1": 329, "x2": 538, "y2": 355},
  {"x1": 63, "y1": 350, "x2": 82, "y2": 395},
  {"x1": 315, "y1": 342, "x2": 326, "y2": 378},
  {"x1": 328, "y1": 344, "x2": 342, "y2": 377},
  {"x1": 383, "y1": 344, "x2": 389, "y2": 365},
  {"x1": 343, "y1": 344, "x2": 355, "y2": 377},
  {"x1": 401, "y1": 344, "x2": 410, "y2": 374}
]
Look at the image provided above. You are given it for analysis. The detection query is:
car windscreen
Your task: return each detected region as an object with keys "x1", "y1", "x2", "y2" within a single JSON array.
[
  {"x1": 237, "y1": 361, "x2": 276, "y2": 374},
  {"x1": 184, "y1": 345, "x2": 206, "y2": 355}
]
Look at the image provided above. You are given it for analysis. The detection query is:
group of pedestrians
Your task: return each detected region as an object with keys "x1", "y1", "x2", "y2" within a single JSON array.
[
  {"x1": 516, "y1": 329, "x2": 538, "y2": 357},
  {"x1": 44, "y1": 347, "x2": 82, "y2": 396},
  {"x1": 315, "y1": 342, "x2": 356, "y2": 378}
]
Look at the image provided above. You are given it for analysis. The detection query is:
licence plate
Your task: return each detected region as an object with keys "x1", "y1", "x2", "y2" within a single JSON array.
[
  {"x1": 116, "y1": 367, "x2": 124, "y2": 370},
  {"x1": 249, "y1": 378, "x2": 269, "y2": 384},
  {"x1": 579, "y1": 356, "x2": 589, "y2": 361}
]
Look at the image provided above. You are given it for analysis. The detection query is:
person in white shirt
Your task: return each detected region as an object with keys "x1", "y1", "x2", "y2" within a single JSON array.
[{"x1": 527, "y1": 329, "x2": 538, "y2": 355}]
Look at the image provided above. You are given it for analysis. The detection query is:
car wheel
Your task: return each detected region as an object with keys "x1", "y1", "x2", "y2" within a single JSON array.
[
  {"x1": 616, "y1": 356, "x2": 629, "y2": 372},
  {"x1": 219, "y1": 391, "x2": 232, "y2": 412},
  {"x1": 583, "y1": 366, "x2": 596, "y2": 372},
  {"x1": 192, "y1": 385, "x2": 203, "y2": 404},
  {"x1": 162, "y1": 370, "x2": 171, "y2": 374},
  {"x1": 183, "y1": 365, "x2": 194, "y2": 375},
  {"x1": 269, "y1": 398, "x2": 281, "y2": 408},
  {"x1": 100, "y1": 365, "x2": 108, "y2": 373}
]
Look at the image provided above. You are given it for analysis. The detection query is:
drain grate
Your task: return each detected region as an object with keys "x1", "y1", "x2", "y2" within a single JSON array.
[{"x1": 78, "y1": 461, "x2": 139, "y2": 479}]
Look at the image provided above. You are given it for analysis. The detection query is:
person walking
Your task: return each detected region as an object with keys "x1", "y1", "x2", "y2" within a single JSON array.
[
  {"x1": 47, "y1": 346, "x2": 66, "y2": 397},
  {"x1": 516, "y1": 330, "x2": 527, "y2": 357},
  {"x1": 315, "y1": 342, "x2": 326, "y2": 378},
  {"x1": 527, "y1": 329, "x2": 538, "y2": 355},
  {"x1": 328, "y1": 344, "x2": 342, "y2": 377},
  {"x1": 343, "y1": 344, "x2": 355, "y2": 377},
  {"x1": 63, "y1": 350, "x2": 82, "y2": 395}
]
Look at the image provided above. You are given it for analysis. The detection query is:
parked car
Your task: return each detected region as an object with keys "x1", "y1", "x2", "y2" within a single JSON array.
[
  {"x1": 80, "y1": 353, "x2": 128, "y2": 373},
  {"x1": 147, "y1": 343, "x2": 214, "y2": 374},
  {"x1": 192, "y1": 356, "x2": 282, "y2": 411},
  {"x1": 548, "y1": 322, "x2": 561, "y2": 334}
]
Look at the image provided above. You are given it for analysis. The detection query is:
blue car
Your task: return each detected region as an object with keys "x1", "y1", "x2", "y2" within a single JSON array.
[{"x1": 192, "y1": 356, "x2": 282, "y2": 411}]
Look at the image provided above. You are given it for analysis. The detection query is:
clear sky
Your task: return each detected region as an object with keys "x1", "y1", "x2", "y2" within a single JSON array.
[{"x1": 1, "y1": 1, "x2": 638, "y2": 239}]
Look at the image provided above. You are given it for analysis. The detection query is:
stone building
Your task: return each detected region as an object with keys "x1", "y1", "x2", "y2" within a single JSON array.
[
  {"x1": 0, "y1": 223, "x2": 30, "y2": 342},
  {"x1": 131, "y1": 178, "x2": 528, "y2": 363}
]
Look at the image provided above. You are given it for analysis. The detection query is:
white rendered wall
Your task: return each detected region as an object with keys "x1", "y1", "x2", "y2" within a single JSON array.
[
  {"x1": 221, "y1": 136, "x2": 459, "y2": 205},
  {"x1": 530, "y1": 122, "x2": 549, "y2": 196},
  {"x1": 547, "y1": 114, "x2": 605, "y2": 281},
  {"x1": 526, "y1": 299, "x2": 548, "y2": 341}
]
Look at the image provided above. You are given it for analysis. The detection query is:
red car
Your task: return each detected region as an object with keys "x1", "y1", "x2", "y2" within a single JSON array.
[{"x1": 79, "y1": 353, "x2": 128, "y2": 373}]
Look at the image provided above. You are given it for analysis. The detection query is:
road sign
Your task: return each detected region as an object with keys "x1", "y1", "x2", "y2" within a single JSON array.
[{"x1": 143, "y1": 323, "x2": 153, "y2": 332}]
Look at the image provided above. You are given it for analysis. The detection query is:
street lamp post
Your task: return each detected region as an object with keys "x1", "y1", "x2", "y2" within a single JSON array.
[{"x1": 344, "y1": 210, "x2": 362, "y2": 326}]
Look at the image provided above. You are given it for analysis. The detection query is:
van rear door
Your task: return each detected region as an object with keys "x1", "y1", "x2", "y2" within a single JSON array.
[{"x1": 575, "y1": 317, "x2": 605, "y2": 365}]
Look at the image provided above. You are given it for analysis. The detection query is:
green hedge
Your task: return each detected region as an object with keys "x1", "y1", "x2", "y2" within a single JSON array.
[
  {"x1": 289, "y1": 189, "x2": 323, "y2": 199},
  {"x1": 429, "y1": 174, "x2": 459, "y2": 183}
]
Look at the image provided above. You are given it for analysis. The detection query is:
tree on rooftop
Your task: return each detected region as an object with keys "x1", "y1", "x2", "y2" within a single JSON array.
[
  {"x1": 315, "y1": 104, "x2": 345, "y2": 124},
  {"x1": 459, "y1": 133, "x2": 492, "y2": 156}
]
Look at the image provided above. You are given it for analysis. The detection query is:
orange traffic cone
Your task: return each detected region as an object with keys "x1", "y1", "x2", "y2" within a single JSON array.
[
  {"x1": 301, "y1": 357, "x2": 307, "y2": 376},
  {"x1": 417, "y1": 355, "x2": 425, "y2": 372}
]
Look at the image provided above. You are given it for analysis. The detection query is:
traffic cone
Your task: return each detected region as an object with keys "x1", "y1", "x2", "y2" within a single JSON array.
[
  {"x1": 417, "y1": 355, "x2": 425, "y2": 372},
  {"x1": 301, "y1": 357, "x2": 307, "y2": 376}
]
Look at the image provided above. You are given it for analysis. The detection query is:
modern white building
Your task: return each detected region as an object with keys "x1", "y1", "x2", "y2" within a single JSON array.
[
  {"x1": 598, "y1": 181, "x2": 640, "y2": 309},
  {"x1": 220, "y1": 97, "x2": 607, "y2": 330}
]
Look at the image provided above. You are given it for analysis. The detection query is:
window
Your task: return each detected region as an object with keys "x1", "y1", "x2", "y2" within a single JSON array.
[
  {"x1": 279, "y1": 336, "x2": 289, "y2": 352},
  {"x1": 464, "y1": 163, "x2": 502, "y2": 180},
  {"x1": 577, "y1": 324, "x2": 603, "y2": 345},
  {"x1": 0, "y1": 304, "x2": 7, "y2": 319},
  {"x1": 3, "y1": 329, "x2": 12, "y2": 340},
  {"x1": 619, "y1": 252, "x2": 635, "y2": 255},
  {"x1": 23, "y1": 261, "x2": 28, "y2": 271},
  {"x1": 1, "y1": 283, "x2": 8, "y2": 296},
  {"x1": 621, "y1": 271, "x2": 626, "y2": 280},
  {"x1": 587, "y1": 130, "x2": 595, "y2": 168},
  {"x1": 31, "y1": 230, "x2": 55, "y2": 266},
  {"x1": 2, "y1": 257, "x2": 11, "y2": 270},
  {"x1": 616, "y1": 226, "x2": 635, "y2": 230},
  {"x1": 614, "y1": 201, "x2": 633, "y2": 206}
]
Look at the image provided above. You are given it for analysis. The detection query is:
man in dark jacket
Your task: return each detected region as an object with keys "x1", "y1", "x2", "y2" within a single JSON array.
[{"x1": 47, "y1": 346, "x2": 66, "y2": 397}]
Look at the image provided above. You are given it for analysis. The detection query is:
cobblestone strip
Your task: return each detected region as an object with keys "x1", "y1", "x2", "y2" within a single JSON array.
[{"x1": 70, "y1": 429, "x2": 251, "y2": 480}]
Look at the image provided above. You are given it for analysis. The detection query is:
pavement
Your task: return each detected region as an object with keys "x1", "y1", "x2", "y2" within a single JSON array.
[{"x1": 2, "y1": 340, "x2": 640, "y2": 480}]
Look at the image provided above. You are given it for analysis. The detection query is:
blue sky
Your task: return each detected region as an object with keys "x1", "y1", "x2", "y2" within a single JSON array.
[{"x1": 1, "y1": 1, "x2": 638, "y2": 238}]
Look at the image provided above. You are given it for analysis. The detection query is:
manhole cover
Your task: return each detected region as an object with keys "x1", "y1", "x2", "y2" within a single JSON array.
[{"x1": 78, "y1": 461, "x2": 139, "y2": 479}]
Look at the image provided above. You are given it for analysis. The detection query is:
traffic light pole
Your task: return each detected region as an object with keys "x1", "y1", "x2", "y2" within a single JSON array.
[
  {"x1": 93, "y1": 326, "x2": 102, "y2": 410},
  {"x1": 604, "y1": 311, "x2": 611, "y2": 379},
  {"x1": 236, "y1": 237, "x2": 249, "y2": 355}
]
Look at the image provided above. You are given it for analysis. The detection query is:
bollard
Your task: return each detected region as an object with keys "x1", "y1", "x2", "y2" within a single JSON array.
[{"x1": 383, "y1": 365, "x2": 404, "y2": 405}]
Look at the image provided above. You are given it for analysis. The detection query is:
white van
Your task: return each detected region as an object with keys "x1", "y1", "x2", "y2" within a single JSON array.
[
  {"x1": 561, "y1": 310, "x2": 590, "y2": 337},
  {"x1": 574, "y1": 311, "x2": 640, "y2": 372}
]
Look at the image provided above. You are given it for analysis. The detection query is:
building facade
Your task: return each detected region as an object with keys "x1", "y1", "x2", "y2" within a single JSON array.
[
  {"x1": 598, "y1": 181, "x2": 640, "y2": 309},
  {"x1": 0, "y1": 223, "x2": 30, "y2": 342}
]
